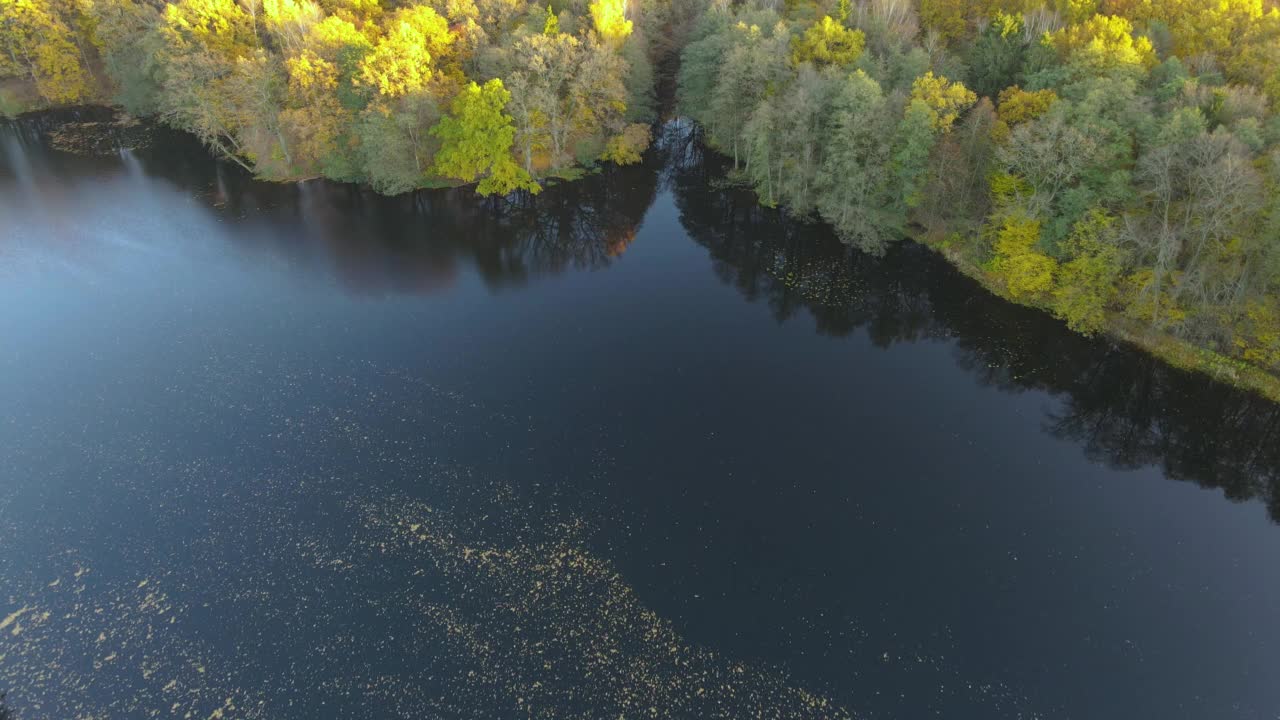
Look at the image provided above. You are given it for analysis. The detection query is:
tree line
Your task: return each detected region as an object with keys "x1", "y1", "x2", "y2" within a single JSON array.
[
  {"x1": 678, "y1": 0, "x2": 1280, "y2": 380},
  {"x1": 1, "y1": 0, "x2": 697, "y2": 193},
  {"x1": 670, "y1": 151, "x2": 1280, "y2": 522}
]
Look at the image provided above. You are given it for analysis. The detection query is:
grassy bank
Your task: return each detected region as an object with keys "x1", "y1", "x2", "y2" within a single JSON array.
[{"x1": 925, "y1": 237, "x2": 1280, "y2": 404}]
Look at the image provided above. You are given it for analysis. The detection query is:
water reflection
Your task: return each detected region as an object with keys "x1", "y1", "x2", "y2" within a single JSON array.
[
  {"x1": 2, "y1": 114, "x2": 657, "y2": 297},
  {"x1": 3, "y1": 112, "x2": 1279, "y2": 525},
  {"x1": 206, "y1": 169, "x2": 655, "y2": 297},
  {"x1": 666, "y1": 133, "x2": 1280, "y2": 523}
]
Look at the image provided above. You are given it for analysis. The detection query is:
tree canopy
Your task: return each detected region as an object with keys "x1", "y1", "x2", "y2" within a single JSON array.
[
  {"x1": 678, "y1": 0, "x2": 1280, "y2": 378},
  {"x1": 2, "y1": 0, "x2": 680, "y2": 192}
]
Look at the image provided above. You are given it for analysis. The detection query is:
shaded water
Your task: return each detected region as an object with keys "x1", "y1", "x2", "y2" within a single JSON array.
[{"x1": 1, "y1": 116, "x2": 1278, "y2": 720}]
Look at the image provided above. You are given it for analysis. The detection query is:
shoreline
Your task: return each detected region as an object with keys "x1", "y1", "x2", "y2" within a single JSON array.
[
  {"x1": 3, "y1": 103, "x2": 604, "y2": 194},
  {"x1": 698, "y1": 151, "x2": 1280, "y2": 403},
  {"x1": 925, "y1": 237, "x2": 1280, "y2": 404},
  {"x1": 11, "y1": 105, "x2": 1280, "y2": 402}
]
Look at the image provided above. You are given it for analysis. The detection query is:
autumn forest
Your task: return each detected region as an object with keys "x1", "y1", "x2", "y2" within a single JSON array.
[
  {"x1": 1, "y1": 0, "x2": 687, "y2": 193},
  {"x1": 678, "y1": 0, "x2": 1280, "y2": 391}
]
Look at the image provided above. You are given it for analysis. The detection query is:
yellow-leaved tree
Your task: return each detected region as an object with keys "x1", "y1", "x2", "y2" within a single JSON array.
[
  {"x1": 358, "y1": 6, "x2": 451, "y2": 99},
  {"x1": 279, "y1": 15, "x2": 370, "y2": 170},
  {"x1": 790, "y1": 16, "x2": 864, "y2": 67},
  {"x1": 588, "y1": 0, "x2": 630, "y2": 46},
  {"x1": 0, "y1": 0, "x2": 91, "y2": 104},
  {"x1": 600, "y1": 123, "x2": 650, "y2": 165},
  {"x1": 263, "y1": 0, "x2": 324, "y2": 55},
  {"x1": 431, "y1": 79, "x2": 539, "y2": 196},
  {"x1": 1052, "y1": 209, "x2": 1125, "y2": 334},
  {"x1": 1050, "y1": 14, "x2": 1156, "y2": 75},
  {"x1": 992, "y1": 213, "x2": 1058, "y2": 300},
  {"x1": 910, "y1": 71, "x2": 977, "y2": 132}
]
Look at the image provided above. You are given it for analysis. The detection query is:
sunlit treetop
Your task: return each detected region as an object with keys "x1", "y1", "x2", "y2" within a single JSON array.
[
  {"x1": 835, "y1": 0, "x2": 851, "y2": 22},
  {"x1": 287, "y1": 50, "x2": 337, "y2": 96},
  {"x1": 543, "y1": 3, "x2": 559, "y2": 35},
  {"x1": 1058, "y1": 0, "x2": 1100, "y2": 24},
  {"x1": 733, "y1": 20, "x2": 761, "y2": 39},
  {"x1": 589, "y1": 0, "x2": 630, "y2": 45},
  {"x1": 910, "y1": 71, "x2": 978, "y2": 132},
  {"x1": 0, "y1": 0, "x2": 90, "y2": 102},
  {"x1": 263, "y1": 0, "x2": 325, "y2": 52},
  {"x1": 305, "y1": 14, "x2": 371, "y2": 54},
  {"x1": 431, "y1": 78, "x2": 539, "y2": 195},
  {"x1": 357, "y1": 5, "x2": 451, "y2": 98},
  {"x1": 1049, "y1": 14, "x2": 1156, "y2": 75},
  {"x1": 990, "y1": 9, "x2": 1021, "y2": 38},
  {"x1": 790, "y1": 15, "x2": 865, "y2": 67},
  {"x1": 997, "y1": 86, "x2": 1059, "y2": 126},
  {"x1": 318, "y1": 0, "x2": 382, "y2": 24},
  {"x1": 1100, "y1": 0, "x2": 1268, "y2": 57},
  {"x1": 992, "y1": 212, "x2": 1057, "y2": 299},
  {"x1": 161, "y1": 0, "x2": 254, "y2": 58}
]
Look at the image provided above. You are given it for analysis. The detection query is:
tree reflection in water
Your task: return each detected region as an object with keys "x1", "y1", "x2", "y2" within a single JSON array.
[
  {"x1": 664, "y1": 122, "x2": 1280, "y2": 523},
  {"x1": 6, "y1": 113, "x2": 1277, "y2": 522},
  {"x1": 134, "y1": 124, "x2": 658, "y2": 297}
]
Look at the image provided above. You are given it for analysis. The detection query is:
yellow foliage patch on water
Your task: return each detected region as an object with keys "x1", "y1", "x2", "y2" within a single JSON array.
[{"x1": 0, "y1": 606, "x2": 30, "y2": 633}]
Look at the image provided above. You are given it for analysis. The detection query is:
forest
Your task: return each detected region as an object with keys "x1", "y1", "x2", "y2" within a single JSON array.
[
  {"x1": 0, "y1": 0, "x2": 697, "y2": 193},
  {"x1": 678, "y1": 0, "x2": 1280, "y2": 385}
]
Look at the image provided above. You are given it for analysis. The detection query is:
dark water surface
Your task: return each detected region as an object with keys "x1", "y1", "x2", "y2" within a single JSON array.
[{"x1": 2, "y1": 116, "x2": 1278, "y2": 720}]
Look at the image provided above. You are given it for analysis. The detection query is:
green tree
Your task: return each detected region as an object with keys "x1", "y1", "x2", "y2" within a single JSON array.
[
  {"x1": 770, "y1": 65, "x2": 841, "y2": 213},
  {"x1": 741, "y1": 97, "x2": 780, "y2": 205},
  {"x1": 88, "y1": 0, "x2": 164, "y2": 113},
  {"x1": 676, "y1": 11, "x2": 733, "y2": 125},
  {"x1": 707, "y1": 19, "x2": 789, "y2": 167},
  {"x1": 431, "y1": 79, "x2": 539, "y2": 196},
  {"x1": 619, "y1": 34, "x2": 655, "y2": 122},
  {"x1": 1125, "y1": 111, "x2": 1267, "y2": 332},
  {"x1": 965, "y1": 11, "x2": 1026, "y2": 99},
  {"x1": 816, "y1": 69, "x2": 897, "y2": 253},
  {"x1": 356, "y1": 93, "x2": 441, "y2": 193},
  {"x1": 892, "y1": 98, "x2": 940, "y2": 210}
]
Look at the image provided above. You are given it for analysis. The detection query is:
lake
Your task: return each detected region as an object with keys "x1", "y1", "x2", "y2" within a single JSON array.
[{"x1": 1, "y1": 114, "x2": 1278, "y2": 720}]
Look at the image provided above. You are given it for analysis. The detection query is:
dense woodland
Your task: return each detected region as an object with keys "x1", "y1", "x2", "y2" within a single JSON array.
[
  {"x1": 679, "y1": 0, "x2": 1280, "y2": 378},
  {"x1": 0, "y1": 0, "x2": 698, "y2": 193}
]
